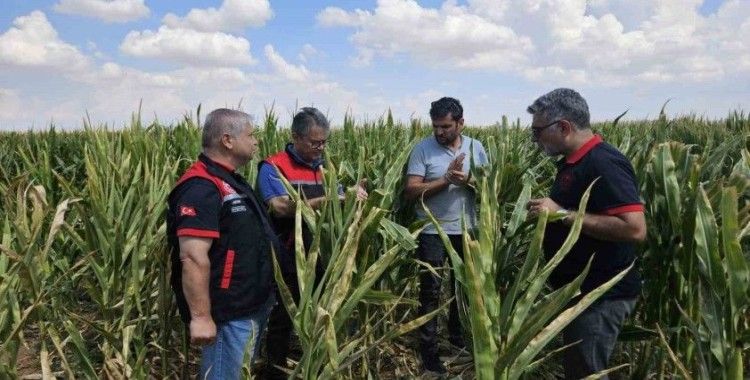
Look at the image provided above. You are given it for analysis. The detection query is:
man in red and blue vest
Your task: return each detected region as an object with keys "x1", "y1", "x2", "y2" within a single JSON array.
[
  {"x1": 166, "y1": 108, "x2": 279, "y2": 379},
  {"x1": 526, "y1": 89, "x2": 647, "y2": 379},
  {"x1": 257, "y1": 107, "x2": 366, "y2": 378}
]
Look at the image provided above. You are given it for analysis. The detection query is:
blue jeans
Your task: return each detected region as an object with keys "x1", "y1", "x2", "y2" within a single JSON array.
[
  {"x1": 562, "y1": 297, "x2": 636, "y2": 379},
  {"x1": 200, "y1": 295, "x2": 275, "y2": 380}
]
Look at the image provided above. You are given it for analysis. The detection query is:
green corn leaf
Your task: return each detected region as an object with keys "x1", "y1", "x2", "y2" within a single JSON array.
[
  {"x1": 512, "y1": 262, "x2": 634, "y2": 379},
  {"x1": 694, "y1": 185, "x2": 726, "y2": 293},
  {"x1": 720, "y1": 187, "x2": 749, "y2": 316}
]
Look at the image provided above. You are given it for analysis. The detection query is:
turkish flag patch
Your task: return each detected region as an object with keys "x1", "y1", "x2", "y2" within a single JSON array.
[{"x1": 180, "y1": 206, "x2": 197, "y2": 217}]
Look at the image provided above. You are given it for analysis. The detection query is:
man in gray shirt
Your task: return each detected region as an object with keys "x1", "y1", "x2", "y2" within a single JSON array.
[{"x1": 404, "y1": 97, "x2": 488, "y2": 375}]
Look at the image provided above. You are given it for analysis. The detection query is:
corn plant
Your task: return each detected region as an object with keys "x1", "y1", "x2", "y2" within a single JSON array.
[
  {"x1": 268, "y1": 142, "x2": 443, "y2": 378},
  {"x1": 0, "y1": 180, "x2": 83, "y2": 378},
  {"x1": 0, "y1": 108, "x2": 748, "y2": 378},
  {"x1": 422, "y1": 165, "x2": 633, "y2": 379}
]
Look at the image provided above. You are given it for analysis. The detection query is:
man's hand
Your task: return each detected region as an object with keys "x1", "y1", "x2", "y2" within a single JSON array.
[
  {"x1": 444, "y1": 153, "x2": 468, "y2": 186},
  {"x1": 527, "y1": 197, "x2": 562, "y2": 217},
  {"x1": 445, "y1": 170, "x2": 470, "y2": 186},
  {"x1": 343, "y1": 178, "x2": 369, "y2": 201},
  {"x1": 189, "y1": 315, "x2": 217, "y2": 346},
  {"x1": 447, "y1": 153, "x2": 465, "y2": 172},
  {"x1": 354, "y1": 178, "x2": 368, "y2": 201}
]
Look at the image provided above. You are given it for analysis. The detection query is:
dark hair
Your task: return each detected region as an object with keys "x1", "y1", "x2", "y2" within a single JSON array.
[
  {"x1": 429, "y1": 97, "x2": 463, "y2": 121},
  {"x1": 527, "y1": 88, "x2": 591, "y2": 130},
  {"x1": 291, "y1": 107, "x2": 330, "y2": 136}
]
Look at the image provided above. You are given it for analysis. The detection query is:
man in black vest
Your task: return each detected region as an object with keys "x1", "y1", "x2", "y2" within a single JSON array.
[
  {"x1": 166, "y1": 108, "x2": 278, "y2": 379},
  {"x1": 525, "y1": 88, "x2": 646, "y2": 379},
  {"x1": 257, "y1": 107, "x2": 366, "y2": 378}
]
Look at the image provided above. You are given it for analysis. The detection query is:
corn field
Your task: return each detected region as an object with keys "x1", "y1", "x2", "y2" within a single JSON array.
[{"x1": 0, "y1": 108, "x2": 748, "y2": 379}]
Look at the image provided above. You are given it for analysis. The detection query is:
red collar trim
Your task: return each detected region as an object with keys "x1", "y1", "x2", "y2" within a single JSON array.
[{"x1": 566, "y1": 134, "x2": 603, "y2": 164}]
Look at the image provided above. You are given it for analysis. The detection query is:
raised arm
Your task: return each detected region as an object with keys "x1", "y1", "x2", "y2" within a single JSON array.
[{"x1": 403, "y1": 174, "x2": 451, "y2": 201}]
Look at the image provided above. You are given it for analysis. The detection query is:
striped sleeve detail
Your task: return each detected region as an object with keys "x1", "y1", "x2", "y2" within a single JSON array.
[
  {"x1": 602, "y1": 204, "x2": 644, "y2": 215},
  {"x1": 176, "y1": 228, "x2": 219, "y2": 238}
]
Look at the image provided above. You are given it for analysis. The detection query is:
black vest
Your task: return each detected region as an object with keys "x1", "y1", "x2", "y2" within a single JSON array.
[{"x1": 167, "y1": 155, "x2": 278, "y2": 323}]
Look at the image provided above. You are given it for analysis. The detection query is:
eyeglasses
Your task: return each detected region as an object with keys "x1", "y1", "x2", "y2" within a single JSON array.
[
  {"x1": 306, "y1": 138, "x2": 327, "y2": 149},
  {"x1": 531, "y1": 119, "x2": 561, "y2": 138}
]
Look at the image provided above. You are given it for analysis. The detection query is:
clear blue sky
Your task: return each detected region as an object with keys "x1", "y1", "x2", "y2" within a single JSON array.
[{"x1": 0, "y1": 0, "x2": 746, "y2": 130}]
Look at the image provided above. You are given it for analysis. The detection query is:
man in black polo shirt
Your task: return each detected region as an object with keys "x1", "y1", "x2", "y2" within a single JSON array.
[
  {"x1": 525, "y1": 88, "x2": 646, "y2": 379},
  {"x1": 166, "y1": 108, "x2": 278, "y2": 379}
]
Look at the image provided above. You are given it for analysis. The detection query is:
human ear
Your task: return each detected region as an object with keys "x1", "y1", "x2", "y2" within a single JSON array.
[{"x1": 221, "y1": 133, "x2": 233, "y2": 149}]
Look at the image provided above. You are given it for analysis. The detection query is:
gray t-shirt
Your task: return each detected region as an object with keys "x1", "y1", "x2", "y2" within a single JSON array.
[{"x1": 407, "y1": 135, "x2": 489, "y2": 234}]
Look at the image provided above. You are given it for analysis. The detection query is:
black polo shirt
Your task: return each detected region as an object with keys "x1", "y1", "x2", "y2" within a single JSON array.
[
  {"x1": 543, "y1": 135, "x2": 643, "y2": 300},
  {"x1": 167, "y1": 154, "x2": 277, "y2": 323}
]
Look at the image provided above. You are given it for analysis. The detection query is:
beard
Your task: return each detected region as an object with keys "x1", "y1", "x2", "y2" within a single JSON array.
[
  {"x1": 436, "y1": 133, "x2": 458, "y2": 145},
  {"x1": 538, "y1": 142, "x2": 562, "y2": 156}
]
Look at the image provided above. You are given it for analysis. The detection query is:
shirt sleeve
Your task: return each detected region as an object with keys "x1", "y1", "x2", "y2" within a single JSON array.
[
  {"x1": 173, "y1": 178, "x2": 221, "y2": 239},
  {"x1": 257, "y1": 162, "x2": 289, "y2": 201},
  {"x1": 406, "y1": 144, "x2": 427, "y2": 177},
  {"x1": 590, "y1": 155, "x2": 644, "y2": 215}
]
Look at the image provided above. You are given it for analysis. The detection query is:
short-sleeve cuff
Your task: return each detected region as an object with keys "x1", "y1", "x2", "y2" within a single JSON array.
[
  {"x1": 177, "y1": 228, "x2": 220, "y2": 238},
  {"x1": 602, "y1": 203, "x2": 644, "y2": 215}
]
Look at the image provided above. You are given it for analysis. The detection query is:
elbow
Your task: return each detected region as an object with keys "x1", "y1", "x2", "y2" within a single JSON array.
[
  {"x1": 269, "y1": 200, "x2": 293, "y2": 218},
  {"x1": 402, "y1": 188, "x2": 417, "y2": 202},
  {"x1": 181, "y1": 251, "x2": 210, "y2": 271},
  {"x1": 630, "y1": 225, "x2": 647, "y2": 243},
  {"x1": 270, "y1": 205, "x2": 287, "y2": 218}
]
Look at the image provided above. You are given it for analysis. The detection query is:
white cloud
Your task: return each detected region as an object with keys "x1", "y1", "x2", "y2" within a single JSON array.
[
  {"x1": 0, "y1": 41, "x2": 362, "y2": 130},
  {"x1": 298, "y1": 44, "x2": 321, "y2": 62},
  {"x1": 254, "y1": 45, "x2": 362, "y2": 121},
  {"x1": 162, "y1": 0, "x2": 273, "y2": 33},
  {"x1": 585, "y1": 0, "x2": 653, "y2": 30},
  {"x1": 120, "y1": 26, "x2": 255, "y2": 67},
  {"x1": 319, "y1": 0, "x2": 749, "y2": 86},
  {"x1": 317, "y1": 6, "x2": 368, "y2": 27},
  {"x1": 317, "y1": 0, "x2": 532, "y2": 68},
  {"x1": 264, "y1": 45, "x2": 312, "y2": 82},
  {"x1": 53, "y1": 0, "x2": 149, "y2": 23},
  {"x1": 0, "y1": 11, "x2": 88, "y2": 71},
  {"x1": 2, "y1": 1, "x2": 748, "y2": 130}
]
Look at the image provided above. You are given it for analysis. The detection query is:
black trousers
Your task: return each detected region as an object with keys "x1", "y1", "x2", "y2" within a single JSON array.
[
  {"x1": 264, "y1": 270, "x2": 300, "y2": 379},
  {"x1": 265, "y1": 259, "x2": 323, "y2": 379},
  {"x1": 417, "y1": 233, "x2": 464, "y2": 359}
]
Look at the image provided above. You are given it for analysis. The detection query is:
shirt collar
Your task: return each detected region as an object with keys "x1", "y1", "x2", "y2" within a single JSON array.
[
  {"x1": 565, "y1": 134, "x2": 603, "y2": 164},
  {"x1": 435, "y1": 134, "x2": 465, "y2": 152}
]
